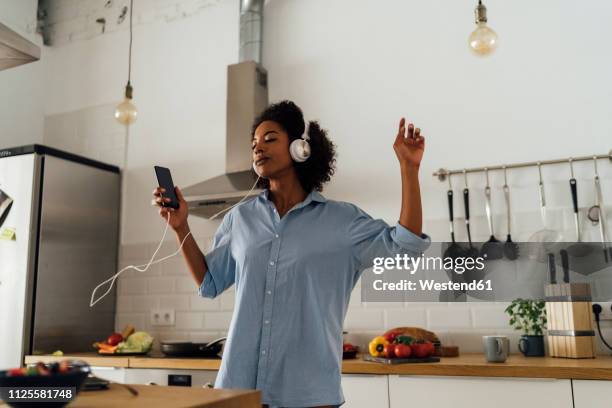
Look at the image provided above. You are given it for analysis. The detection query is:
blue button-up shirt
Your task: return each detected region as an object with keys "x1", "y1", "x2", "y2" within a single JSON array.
[{"x1": 199, "y1": 189, "x2": 430, "y2": 407}]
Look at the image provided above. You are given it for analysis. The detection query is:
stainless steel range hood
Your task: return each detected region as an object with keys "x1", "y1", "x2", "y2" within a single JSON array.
[
  {"x1": 0, "y1": 21, "x2": 40, "y2": 71},
  {"x1": 182, "y1": 61, "x2": 268, "y2": 218}
]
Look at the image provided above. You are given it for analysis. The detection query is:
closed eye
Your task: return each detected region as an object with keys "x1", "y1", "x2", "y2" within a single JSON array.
[{"x1": 252, "y1": 137, "x2": 277, "y2": 149}]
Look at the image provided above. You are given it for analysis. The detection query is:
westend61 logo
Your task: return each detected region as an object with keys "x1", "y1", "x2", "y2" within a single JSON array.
[{"x1": 372, "y1": 254, "x2": 486, "y2": 275}]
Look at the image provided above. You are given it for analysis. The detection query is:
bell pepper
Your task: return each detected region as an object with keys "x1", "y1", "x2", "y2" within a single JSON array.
[{"x1": 368, "y1": 336, "x2": 389, "y2": 357}]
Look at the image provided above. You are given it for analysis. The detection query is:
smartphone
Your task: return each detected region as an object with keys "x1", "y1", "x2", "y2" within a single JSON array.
[{"x1": 154, "y1": 166, "x2": 180, "y2": 209}]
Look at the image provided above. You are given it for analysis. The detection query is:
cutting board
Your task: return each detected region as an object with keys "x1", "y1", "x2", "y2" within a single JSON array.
[{"x1": 363, "y1": 355, "x2": 440, "y2": 364}]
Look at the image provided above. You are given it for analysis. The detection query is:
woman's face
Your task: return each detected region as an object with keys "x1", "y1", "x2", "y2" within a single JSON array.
[{"x1": 252, "y1": 120, "x2": 294, "y2": 178}]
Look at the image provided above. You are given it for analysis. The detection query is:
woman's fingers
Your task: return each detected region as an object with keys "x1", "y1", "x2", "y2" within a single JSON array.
[
  {"x1": 151, "y1": 197, "x2": 171, "y2": 207},
  {"x1": 414, "y1": 127, "x2": 421, "y2": 139},
  {"x1": 175, "y1": 186, "x2": 186, "y2": 203}
]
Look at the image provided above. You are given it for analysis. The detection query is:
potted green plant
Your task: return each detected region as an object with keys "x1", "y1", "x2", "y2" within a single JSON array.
[{"x1": 505, "y1": 298, "x2": 547, "y2": 357}]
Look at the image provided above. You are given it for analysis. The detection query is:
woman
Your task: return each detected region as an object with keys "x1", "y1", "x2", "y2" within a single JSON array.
[{"x1": 153, "y1": 101, "x2": 429, "y2": 407}]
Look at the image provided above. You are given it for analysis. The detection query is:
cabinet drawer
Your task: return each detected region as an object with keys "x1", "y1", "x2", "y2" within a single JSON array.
[{"x1": 389, "y1": 375, "x2": 572, "y2": 408}]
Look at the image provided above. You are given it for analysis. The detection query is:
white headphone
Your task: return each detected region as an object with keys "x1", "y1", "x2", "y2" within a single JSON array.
[
  {"x1": 289, "y1": 133, "x2": 311, "y2": 162},
  {"x1": 252, "y1": 131, "x2": 311, "y2": 177}
]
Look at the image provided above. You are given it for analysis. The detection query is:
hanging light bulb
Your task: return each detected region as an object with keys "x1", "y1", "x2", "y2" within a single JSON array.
[
  {"x1": 115, "y1": 82, "x2": 138, "y2": 125},
  {"x1": 468, "y1": 0, "x2": 498, "y2": 57},
  {"x1": 115, "y1": 0, "x2": 138, "y2": 125}
]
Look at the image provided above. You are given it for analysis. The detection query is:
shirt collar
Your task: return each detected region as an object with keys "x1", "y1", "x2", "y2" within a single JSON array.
[{"x1": 259, "y1": 189, "x2": 327, "y2": 210}]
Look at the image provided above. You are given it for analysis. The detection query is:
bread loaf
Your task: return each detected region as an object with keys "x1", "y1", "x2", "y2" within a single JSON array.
[{"x1": 383, "y1": 327, "x2": 440, "y2": 344}]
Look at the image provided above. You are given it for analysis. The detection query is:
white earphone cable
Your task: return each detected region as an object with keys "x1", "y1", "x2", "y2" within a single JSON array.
[
  {"x1": 90, "y1": 175, "x2": 261, "y2": 307},
  {"x1": 89, "y1": 212, "x2": 192, "y2": 307},
  {"x1": 209, "y1": 176, "x2": 261, "y2": 220}
]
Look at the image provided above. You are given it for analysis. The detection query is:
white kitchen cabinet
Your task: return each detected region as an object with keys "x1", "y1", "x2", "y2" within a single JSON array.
[
  {"x1": 341, "y1": 374, "x2": 389, "y2": 408},
  {"x1": 90, "y1": 367, "x2": 126, "y2": 384},
  {"x1": 124, "y1": 368, "x2": 217, "y2": 388},
  {"x1": 572, "y1": 380, "x2": 612, "y2": 408},
  {"x1": 388, "y1": 375, "x2": 573, "y2": 408}
]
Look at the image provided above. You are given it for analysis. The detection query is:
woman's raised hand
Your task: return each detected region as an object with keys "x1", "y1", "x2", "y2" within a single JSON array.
[
  {"x1": 152, "y1": 186, "x2": 189, "y2": 232},
  {"x1": 393, "y1": 117, "x2": 425, "y2": 168}
]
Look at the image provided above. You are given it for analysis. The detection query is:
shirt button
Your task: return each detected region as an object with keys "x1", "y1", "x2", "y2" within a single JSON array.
[
  {"x1": 261, "y1": 350, "x2": 266, "y2": 355},
  {"x1": 264, "y1": 320, "x2": 270, "y2": 324},
  {"x1": 269, "y1": 261, "x2": 275, "y2": 265},
  {"x1": 275, "y1": 234, "x2": 279, "y2": 238},
  {"x1": 267, "y1": 290, "x2": 272, "y2": 295}
]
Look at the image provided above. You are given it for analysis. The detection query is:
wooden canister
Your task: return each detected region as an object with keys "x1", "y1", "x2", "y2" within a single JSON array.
[{"x1": 545, "y1": 282, "x2": 596, "y2": 359}]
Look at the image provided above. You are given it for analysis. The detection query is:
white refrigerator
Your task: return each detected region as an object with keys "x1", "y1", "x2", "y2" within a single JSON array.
[{"x1": 0, "y1": 145, "x2": 120, "y2": 369}]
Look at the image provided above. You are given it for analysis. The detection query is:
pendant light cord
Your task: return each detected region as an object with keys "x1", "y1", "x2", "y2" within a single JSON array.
[{"x1": 128, "y1": 0, "x2": 133, "y2": 84}]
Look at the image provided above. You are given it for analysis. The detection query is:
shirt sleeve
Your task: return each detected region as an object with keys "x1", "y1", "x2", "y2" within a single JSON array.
[
  {"x1": 347, "y1": 204, "x2": 431, "y2": 276},
  {"x1": 199, "y1": 212, "x2": 236, "y2": 298}
]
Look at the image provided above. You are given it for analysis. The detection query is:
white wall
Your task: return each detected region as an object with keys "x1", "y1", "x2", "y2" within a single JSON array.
[
  {"x1": 0, "y1": 0, "x2": 44, "y2": 148},
  {"x1": 36, "y1": 0, "x2": 612, "y2": 352}
]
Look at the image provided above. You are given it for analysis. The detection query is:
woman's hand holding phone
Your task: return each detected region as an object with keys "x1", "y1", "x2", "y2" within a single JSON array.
[{"x1": 152, "y1": 186, "x2": 189, "y2": 232}]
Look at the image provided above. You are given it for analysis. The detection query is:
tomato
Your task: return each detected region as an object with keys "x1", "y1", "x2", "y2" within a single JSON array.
[
  {"x1": 411, "y1": 341, "x2": 435, "y2": 358},
  {"x1": 7, "y1": 368, "x2": 25, "y2": 377},
  {"x1": 343, "y1": 343, "x2": 357, "y2": 352},
  {"x1": 106, "y1": 333, "x2": 124, "y2": 346},
  {"x1": 394, "y1": 343, "x2": 412, "y2": 359},
  {"x1": 383, "y1": 331, "x2": 401, "y2": 343},
  {"x1": 383, "y1": 343, "x2": 396, "y2": 358}
]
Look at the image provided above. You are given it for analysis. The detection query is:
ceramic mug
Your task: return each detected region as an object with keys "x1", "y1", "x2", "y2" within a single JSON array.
[{"x1": 482, "y1": 335, "x2": 509, "y2": 363}]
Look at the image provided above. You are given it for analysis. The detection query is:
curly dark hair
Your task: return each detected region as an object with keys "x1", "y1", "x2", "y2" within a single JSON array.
[{"x1": 251, "y1": 100, "x2": 336, "y2": 193}]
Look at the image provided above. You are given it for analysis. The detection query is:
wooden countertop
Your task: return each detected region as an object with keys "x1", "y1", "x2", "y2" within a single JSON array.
[
  {"x1": 25, "y1": 353, "x2": 612, "y2": 380},
  {"x1": 1, "y1": 384, "x2": 260, "y2": 408}
]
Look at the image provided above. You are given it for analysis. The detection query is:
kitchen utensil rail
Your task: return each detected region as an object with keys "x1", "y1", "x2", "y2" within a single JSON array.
[{"x1": 433, "y1": 150, "x2": 612, "y2": 181}]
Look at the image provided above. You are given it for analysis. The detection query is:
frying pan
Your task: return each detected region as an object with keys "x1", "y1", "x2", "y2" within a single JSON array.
[{"x1": 160, "y1": 337, "x2": 226, "y2": 358}]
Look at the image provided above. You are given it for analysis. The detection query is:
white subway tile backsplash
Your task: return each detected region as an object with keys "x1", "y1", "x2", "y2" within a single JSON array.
[
  {"x1": 471, "y1": 303, "x2": 511, "y2": 329},
  {"x1": 426, "y1": 305, "x2": 472, "y2": 329},
  {"x1": 190, "y1": 294, "x2": 220, "y2": 311},
  {"x1": 176, "y1": 277, "x2": 199, "y2": 293},
  {"x1": 159, "y1": 295, "x2": 190, "y2": 310},
  {"x1": 203, "y1": 312, "x2": 233, "y2": 330},
  {"x1": 160, "y1": 256, "x2": 189, "y2": 276},
  {"x1": 115, "y1": 313, "x2": 146, "y2": 333},
  {"x1": 118, "y1": 277, "x2": 147, "y2": 295},
  {"x1": 175, "y1": 312, "x2": 204, "y2": 330},
  {"x1": 121, "y1": 243, "x2": 151, "y2": 261},
  {"x1": 343, "y1": 308, "x2": 384, "y2": 331},
  {"x1": 385, "y1": 308, "x2": 427, "y2": 329},
  {"x1": 147, "y1": 277, "x2": 176, "y2": 294},
  {"x1": 130, "y1": 295, "x2": 160, "y2": 312},
  {"x1": 115, "y1": 296, "x2": 132, "y2": 313},
  {"x1": 219, "y1": 288, "x2": 235, "y2": 311}
]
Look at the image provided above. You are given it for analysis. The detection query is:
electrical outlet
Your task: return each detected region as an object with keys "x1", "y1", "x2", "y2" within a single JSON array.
[
  {"x1": 150, "y1": 309, "x2": 175, "y2": 326},
  {"x1": 593, "y1": 302, "x2": 612, "y2": 321}
]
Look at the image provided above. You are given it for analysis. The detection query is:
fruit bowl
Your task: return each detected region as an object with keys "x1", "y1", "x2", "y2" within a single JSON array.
[{"x1": 0, "y1": 361, "x2": 90, "y2": 407}]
